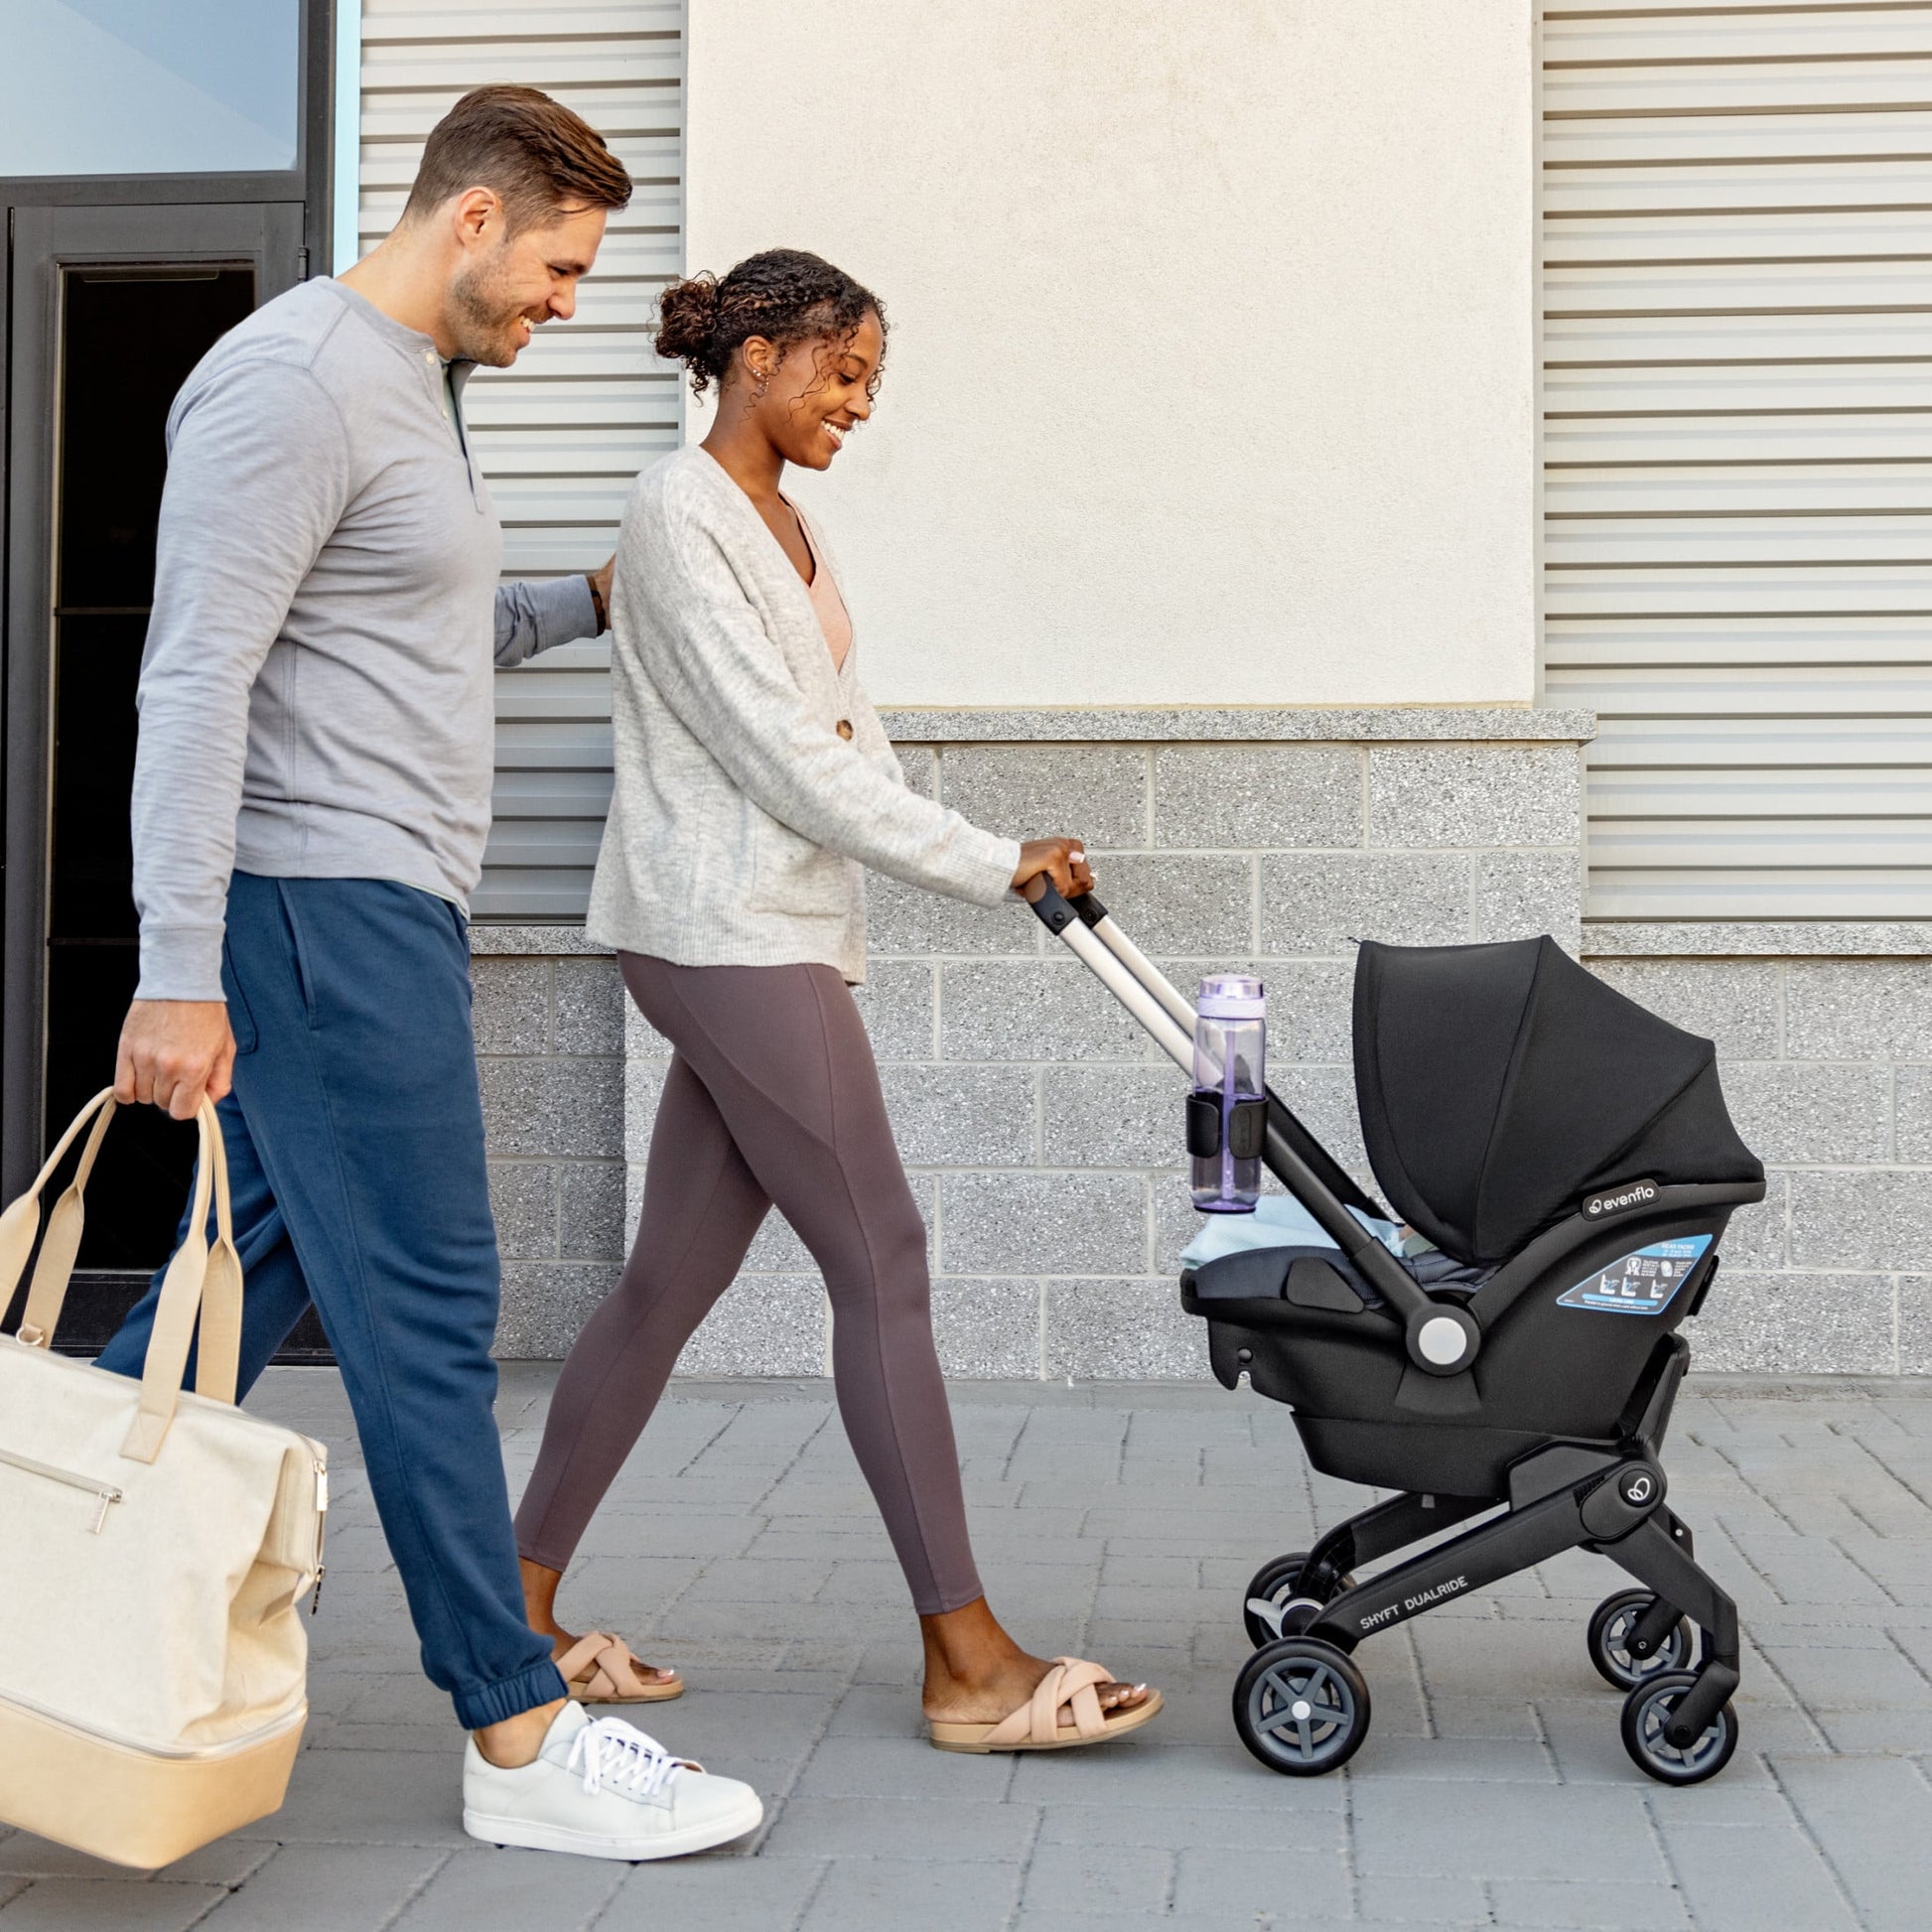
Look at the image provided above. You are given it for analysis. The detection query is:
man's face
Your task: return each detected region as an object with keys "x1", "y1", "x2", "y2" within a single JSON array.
[{"x1": 447, "y1": 202, "x2": 609, "y2": 367}]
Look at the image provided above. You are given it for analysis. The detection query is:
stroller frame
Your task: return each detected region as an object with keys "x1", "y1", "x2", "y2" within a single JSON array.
[{"x1": 1026, "y1": 884, "x2": 1756, "y2": 1784}]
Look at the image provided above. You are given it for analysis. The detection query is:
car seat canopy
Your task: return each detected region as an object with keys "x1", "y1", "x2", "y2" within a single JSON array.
[{"x1": 1353, "y1": 937, "x2": 1763, "y2": 1267}]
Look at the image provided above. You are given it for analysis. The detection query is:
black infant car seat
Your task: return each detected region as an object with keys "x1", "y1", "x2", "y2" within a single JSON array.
[{"x1": 1179, "y1": 935, "x2": 1766, "y2": 1785}]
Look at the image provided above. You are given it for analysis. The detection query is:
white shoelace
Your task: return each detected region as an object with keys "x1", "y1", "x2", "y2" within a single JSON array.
[{"x1": 565, "y1": 1716, "x2": 688, "y2": 1801}]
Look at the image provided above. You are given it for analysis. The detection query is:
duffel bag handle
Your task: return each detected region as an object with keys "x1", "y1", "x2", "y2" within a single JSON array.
[{"x1": 0, "y1": 1091, "x2": 243, "y2": 1455}]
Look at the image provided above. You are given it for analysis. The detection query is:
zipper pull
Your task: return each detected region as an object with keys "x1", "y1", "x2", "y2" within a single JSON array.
[
  {"x1": 310, "y1": 1565, "x2": 327, "y2": 1615},
  {"x1": 89, "y1": 1490, "x2": 120, "y2": 1535}
]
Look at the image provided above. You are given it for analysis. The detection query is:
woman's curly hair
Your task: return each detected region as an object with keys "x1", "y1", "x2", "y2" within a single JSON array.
[{"x1": 654, "y1": 249, "x2": 887, "y2": 401}]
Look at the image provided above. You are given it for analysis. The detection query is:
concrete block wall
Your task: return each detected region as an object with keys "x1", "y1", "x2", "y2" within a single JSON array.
[
  {"x1": 612, "y1": 711, "x2": 1592, "y2": 1379},
  {"x1": 1582, "y1": 947, "x2": 1932, "y2": 1376},
  {"x1": 469, "y1": 928, "x2": 628, "y2": 1356},
  {"x1": 471, "y1": 717, "x2": 1931, "y2": 1380}
]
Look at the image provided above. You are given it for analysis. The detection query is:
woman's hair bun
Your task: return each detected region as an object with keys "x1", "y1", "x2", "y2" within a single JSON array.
[
  {"x1": 652, "y1": 250, "x2": 886, "y2": 401},
  {"x1": 653, "y1": 273, "x2": 723, "y2": 369}
]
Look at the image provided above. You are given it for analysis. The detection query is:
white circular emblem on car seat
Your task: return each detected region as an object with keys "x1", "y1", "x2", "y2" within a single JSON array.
[{"x1": 1417, "y1": 1316, "x2": 1468, "y2": 1367}]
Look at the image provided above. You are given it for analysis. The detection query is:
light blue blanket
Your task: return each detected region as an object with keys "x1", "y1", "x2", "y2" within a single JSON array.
[{"x1": 1178, "y1": 1193, "x2": 1407, "y2": 1271}]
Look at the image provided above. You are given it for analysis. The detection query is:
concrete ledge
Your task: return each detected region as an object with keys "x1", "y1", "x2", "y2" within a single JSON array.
[
  {"x1": 1586, "y1": 919, "x2": 1932, "y2": 958},
  {"x1": 877, "y1": 704, "x2": 1595, "y2": 743},
  {"x1": 469, "y1": 922, "x2": 609, "y2": 955}
]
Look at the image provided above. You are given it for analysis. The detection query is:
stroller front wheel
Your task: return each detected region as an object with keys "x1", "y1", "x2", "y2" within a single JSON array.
[
  {"x1": 1242, "y1": 1551, "x2": 1359, "y2": 1647},
  {"x1": 1587, "y1": 1588, "x2": 1693, "y2": 1690},
  {"x1": 1619, "y1": 1672, "x2": 1739, "y2": 1785},
  {"x1": 1232, "y1": 1637, "x2": 1371, "y2": 1776}
]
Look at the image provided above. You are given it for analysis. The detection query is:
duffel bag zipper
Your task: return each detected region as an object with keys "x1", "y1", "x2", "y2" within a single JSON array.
[
  {"x1": 310, "y1": 1454, "x2": 329, "y2": 1614},
  {"x1": 0, "y1": 1445, "x2": 122, "y2": 1533}
]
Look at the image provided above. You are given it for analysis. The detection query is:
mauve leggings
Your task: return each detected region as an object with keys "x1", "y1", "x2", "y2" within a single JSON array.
[{"x1": 513, "y1": 953, "x2": 983, "y2": 1614}]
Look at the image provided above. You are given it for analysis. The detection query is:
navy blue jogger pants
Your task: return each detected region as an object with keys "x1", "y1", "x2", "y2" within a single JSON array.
[{"x1": 98, "y1": 873, "x2": 566, "y2": 1729}]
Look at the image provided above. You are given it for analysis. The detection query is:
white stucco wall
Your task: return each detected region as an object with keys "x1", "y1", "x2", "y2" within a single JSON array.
[{"x1": 684, "y1": 1, "x2": 1537, "y2": 707}]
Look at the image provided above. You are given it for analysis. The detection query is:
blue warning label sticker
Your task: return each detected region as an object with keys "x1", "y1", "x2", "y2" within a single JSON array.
[{"x1": 1557, "y1": 1235, "x2": 1712, "y2": 1316}]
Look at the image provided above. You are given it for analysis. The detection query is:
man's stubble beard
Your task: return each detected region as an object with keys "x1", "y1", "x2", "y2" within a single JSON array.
[{"x1": 448, "y1": 249, "x2": 528, "y2": 368}]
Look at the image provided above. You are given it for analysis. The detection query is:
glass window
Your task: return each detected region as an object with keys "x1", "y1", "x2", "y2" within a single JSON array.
[{"x1": 0, "y1": 0, "x2": 302, "y2": 178}]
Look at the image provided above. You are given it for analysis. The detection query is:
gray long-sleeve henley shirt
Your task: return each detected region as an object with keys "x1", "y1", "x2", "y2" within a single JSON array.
[{"x1": 131, "y1": 276, "x2": 599, "y2": 1001}]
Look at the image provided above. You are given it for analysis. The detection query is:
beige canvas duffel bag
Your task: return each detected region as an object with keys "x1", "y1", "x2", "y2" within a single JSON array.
[{"x1": 0, "y1": 1091, "x2": 328, "y2": 1868}]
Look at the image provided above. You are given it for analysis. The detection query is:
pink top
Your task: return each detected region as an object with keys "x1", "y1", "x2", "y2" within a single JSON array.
[{"x1": 795, "y1": 512, "x2": 853, "y2": 671}]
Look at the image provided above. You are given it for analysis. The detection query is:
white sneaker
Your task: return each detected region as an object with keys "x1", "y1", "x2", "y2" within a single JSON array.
[{"x1": 463, "y1": 1700, "x2": 761, "y2": 1861}]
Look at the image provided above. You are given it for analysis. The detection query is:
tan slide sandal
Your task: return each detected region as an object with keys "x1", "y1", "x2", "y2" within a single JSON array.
[
  {"x1": 557, "y1": 1631, "x2": 684, "y2": 1706},
  {"x1": 928, "y1": 1656, "x2": 1163, "y2": 1754}
]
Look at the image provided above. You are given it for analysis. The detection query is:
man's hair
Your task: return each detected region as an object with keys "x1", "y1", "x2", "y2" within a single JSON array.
[{"x1": 403, "y1": 84, "x2": 632, "y2": 232}]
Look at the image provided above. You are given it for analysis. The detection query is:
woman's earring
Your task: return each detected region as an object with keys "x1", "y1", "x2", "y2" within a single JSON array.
[{"x1": 753, "y1": 373, "x2": 769, "y2": 399}]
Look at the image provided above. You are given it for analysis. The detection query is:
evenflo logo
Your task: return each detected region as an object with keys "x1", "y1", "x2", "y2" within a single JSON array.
[{"x1": 1584, "y1": 1179, "x2": 1658, "y2": 1220}]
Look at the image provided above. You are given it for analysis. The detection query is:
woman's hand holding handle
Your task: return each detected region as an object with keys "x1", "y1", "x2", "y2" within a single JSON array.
[{"x1": 1012, "y1": 838, "x2": 1093, "y2": 900}]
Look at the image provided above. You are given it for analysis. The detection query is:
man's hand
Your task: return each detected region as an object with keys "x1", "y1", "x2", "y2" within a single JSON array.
[
  {"x1": 114, "y1": 1001, "x2": 236, "y2": 1121},
  {"x1": 588, "y1": 554, "x2": 615, "y2": 632}
]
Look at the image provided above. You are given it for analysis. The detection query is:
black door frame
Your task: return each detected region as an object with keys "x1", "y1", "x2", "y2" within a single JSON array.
[{"x1": 0, "y1": 0, "x2": 334, "y2": 1202}]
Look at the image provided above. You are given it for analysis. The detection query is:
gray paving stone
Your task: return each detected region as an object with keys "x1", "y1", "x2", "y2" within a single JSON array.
[
  {"x1": 937, "y1": 743, "x2": 1149, "y2": 849},
  {"x1": 1153, "y1": 743, "x2": 1362, "y2": 850},
  {"x1": 1773, "y1": 1754, "x2": 1932, "y2": 1931},
  {"x1": 939, "y1": 1172, "x2": 1147, "y2": 1275},
  {"x1": 199, "y1": 1845, "x2": 450, "y2": 1929},
  {"x1": 1486, "y1": 1876, "x2": 1691, "y2": 1929},
  {"x1": 1369, "y1": 745, "x2": 1581, "y2": 850},
  {"x1": 1170, "y1": 1839, "x2": 1352, "y2": 1918},
  {"x1": 0, "y1": 1881, "x2": 230, "y2": 1930},
  {"x1": 1017, "y1": 1840, "x2": 1173, "y2": 1917},
  {"x1": 135, "y1": 1372, "x2": 1932, "y2": 1930},
  {"x1": 1259, "y1": 852, "x2": 1471, "y2": 954},
  {"x1": 798, "y1": 1857, "x2": 1023, "y2": 1931},
  {"x1": 1350, "y1": 1779, "x2": 1663, "y2": 1882},
  {"x1": 759, "y1": 1796, "x2": 1037, "y2": 1863},
  {"x1": 597, "y1": 1857, "x2": 829, "y2": 1929},
  {"x1": 1652, "y1": 1818, "x2": 1859, "y2": 1932}
]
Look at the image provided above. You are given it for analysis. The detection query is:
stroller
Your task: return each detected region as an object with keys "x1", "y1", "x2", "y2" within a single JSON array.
[{"x1": 1027, "y1": 885, "x2": 1766, "y2": 1787}]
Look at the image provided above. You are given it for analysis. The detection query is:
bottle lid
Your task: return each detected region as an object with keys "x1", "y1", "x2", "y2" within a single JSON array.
[{"x1": 1197, "y1": 974, "x2": 1265, "y2": 1020}]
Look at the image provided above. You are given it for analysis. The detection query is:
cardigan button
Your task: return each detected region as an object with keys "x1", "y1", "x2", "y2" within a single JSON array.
[{"x1": 835, "y1": 719, "x2": 855, "y2": 741}]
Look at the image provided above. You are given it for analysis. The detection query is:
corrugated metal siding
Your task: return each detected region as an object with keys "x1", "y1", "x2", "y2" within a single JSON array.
[
  {"x1": 357, "y1": 1, "x2": 683, "y2": 918},
  {"x1": 1540, "y1": 3, "x2": 1932, "y2": 921}
]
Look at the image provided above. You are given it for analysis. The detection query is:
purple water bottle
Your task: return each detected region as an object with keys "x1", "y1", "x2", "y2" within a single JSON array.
[{"x1": 1188, "y1": 975, "x2": 1267, "y2": 1213}]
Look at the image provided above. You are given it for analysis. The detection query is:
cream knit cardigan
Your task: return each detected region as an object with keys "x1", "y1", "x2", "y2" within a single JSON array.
[{"x1": 586, "y1": 445, "x2": 1023, "y2": 982}]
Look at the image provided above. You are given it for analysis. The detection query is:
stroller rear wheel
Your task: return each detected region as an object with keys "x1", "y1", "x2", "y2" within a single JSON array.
[
  {"x1": 1619, "y1": 1672, "x2": 1739, "y2": 1786},
  {"x1": 1232, "y1": 1637, "x2": 1370, "y2": 1776},
  {"x1": 1587, "y1": 1588, "x2": 1693, "y2": 1690},
  {"x1": 1242, "y1": 1551, "x2": 1359, "y2": 1647}
]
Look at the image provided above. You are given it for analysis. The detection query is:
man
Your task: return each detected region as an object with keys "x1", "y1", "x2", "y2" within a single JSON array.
[{"x1": 102, "y1": 84, "x2": 760, "y2": 1860}]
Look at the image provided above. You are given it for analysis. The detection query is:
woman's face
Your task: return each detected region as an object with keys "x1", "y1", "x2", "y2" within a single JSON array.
[{"x1": 743, "y1": 310, "x2": 883, "y2": 471}]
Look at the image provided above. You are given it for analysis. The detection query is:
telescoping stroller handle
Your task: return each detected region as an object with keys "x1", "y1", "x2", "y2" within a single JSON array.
[{"x1": 1024, "y1": 881, "x2": 1482, "y2": 1377}]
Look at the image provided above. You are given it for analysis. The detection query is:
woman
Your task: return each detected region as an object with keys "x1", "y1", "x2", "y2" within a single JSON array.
[{"x1": 511, "y1": 250, "x2": 1161, "y2": 1753}]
